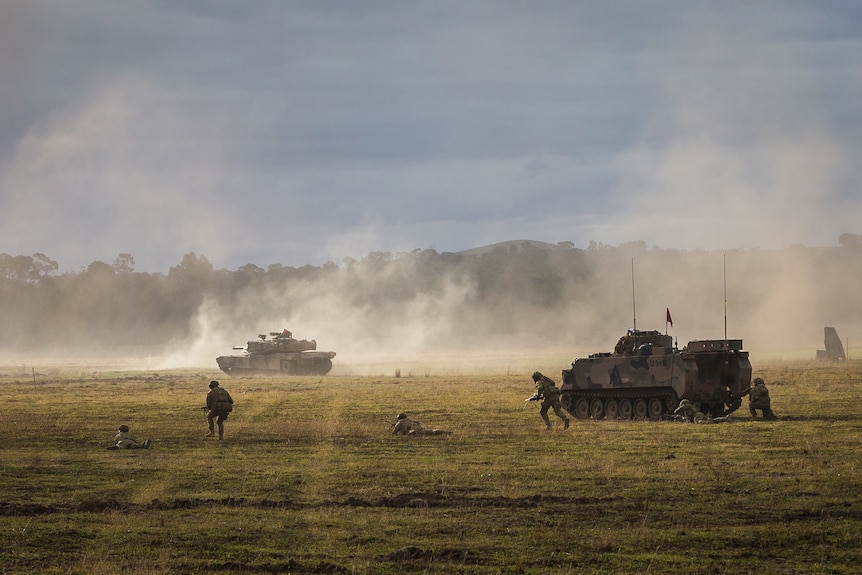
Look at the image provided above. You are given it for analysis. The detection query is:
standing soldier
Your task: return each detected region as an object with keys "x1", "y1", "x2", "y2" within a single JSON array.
[
  {"x1": 527, "y1": 371, "x2": 570, "y2": 430},
  {"x1": 742, "y1": 377, "x2": 777, "y2": 420},
  {"x1": 205, "y1": 380, "x2": 234, "y2": 440}
]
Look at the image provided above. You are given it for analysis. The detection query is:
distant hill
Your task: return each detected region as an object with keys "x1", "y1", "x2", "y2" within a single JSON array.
[{"x1": 456, "y1": 240, "x2": 563, "y2": 257}]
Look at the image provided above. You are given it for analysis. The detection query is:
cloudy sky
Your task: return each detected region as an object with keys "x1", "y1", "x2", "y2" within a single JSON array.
[{"x1": 2, "y1": 0, "x2": 861, "y2": 273}]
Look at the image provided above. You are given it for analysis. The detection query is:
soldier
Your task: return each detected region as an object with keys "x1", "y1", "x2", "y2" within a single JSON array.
[
  {"x1": 672, "y1": 399, "x2": 705, "y2": 423},
  {"x1": 392, "y1": 413, "x2": 451, "y2": 435},
  {"x1": 205, "y1": 380, "x2": 234, "y2": 440},
  {"x1": 527, "y1": 372, "x2": 570, "y2": 430},
  {"x1": 742, "y1": 377, "x2": 777, "y2": 420},
  {"x1": 704, "y1": 415, "x2": 735, "y2": 424},
  {"x1": 107, "y1": 424, "x2": 150, "y2": 449}
]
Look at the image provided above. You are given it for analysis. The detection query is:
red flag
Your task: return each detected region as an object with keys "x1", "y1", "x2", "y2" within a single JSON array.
[{"x1": 666, "y1": 308, "x2": 673, "y2": 327}]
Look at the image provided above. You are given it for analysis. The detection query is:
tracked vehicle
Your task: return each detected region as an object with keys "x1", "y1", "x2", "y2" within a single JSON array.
[
  {"x1": 560, "y1": 329, "x2": 751, "y2": 420},
  {"x1": 216, "y1": 330, "x2": 336, "y2": 376}
]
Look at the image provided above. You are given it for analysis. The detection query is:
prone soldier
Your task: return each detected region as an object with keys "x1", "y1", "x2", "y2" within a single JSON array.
[
  {"x1": 392, "y1": 413, "x2": 452, "y2": 435},
  {"x1": 107, "y1": 424, "x2": 151, "y2": 449},
  {"x1": 672, "y1": 399, "x2": 706, "y2": 423}
]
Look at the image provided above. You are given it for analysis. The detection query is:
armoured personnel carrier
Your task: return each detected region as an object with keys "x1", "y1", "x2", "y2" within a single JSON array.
[
  {"x1": 560, "y1": 329, "x2": 751, "y2": 420},
  {"x1": 216, "y1": 330, "x2": 336, "y2": 376}
]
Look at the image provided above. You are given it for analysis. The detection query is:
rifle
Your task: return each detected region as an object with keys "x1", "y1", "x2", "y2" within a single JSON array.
[{"x1": 525, "y1": 392, "x2": 541, "y2": 402}]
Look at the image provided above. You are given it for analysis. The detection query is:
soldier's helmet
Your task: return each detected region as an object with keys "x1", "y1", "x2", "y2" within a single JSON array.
[
  {"x1": 118, "y1": 424, "x2": 130, "y2": 433},
  {"x1": 397, "y1": 413, "x2": 407, "y2": 420},
  {"x1": 532, "y1": 371, "x2": 543, "y2": 382},
  {"x1": 209, "y1": 380, "x2": 220, "y2": 389},
  {"x1": 753, "y1": 377, "x2": 765, "y2": 385}
]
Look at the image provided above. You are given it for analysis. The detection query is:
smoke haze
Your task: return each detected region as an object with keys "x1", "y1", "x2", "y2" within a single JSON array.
[
  {"x1": 147, "y1": 245, "x2": 861, "y2": 375},
  {"x1": 1, "y1": 242, "x2": 858, "y2": 375},
  {"x1": 1, "y1": 2, "x2": 860, "y2": 373}
]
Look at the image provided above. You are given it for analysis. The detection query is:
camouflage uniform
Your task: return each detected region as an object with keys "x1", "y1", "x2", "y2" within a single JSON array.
[
  {"x1": 107, "y1": 425, "x2": 150, "y2": 449},
  {"x1": 206, "y1": 381, "x2": 234, "y2": 439},
  {"x1": 703, "y1": 415, "x2": 734, "y2": 424},
  {"x1": 530, "y1": 372, "x2": 570, "y2": 430},
  {"x1": 392, "y1": 413, "x2": 451, "y2": 435},
  {"x1": 744, "y1": 378, "x2": 776, "y2": 420},
  {"x1": 673, "y1": 399, "x2": 705, "y2": 423}
]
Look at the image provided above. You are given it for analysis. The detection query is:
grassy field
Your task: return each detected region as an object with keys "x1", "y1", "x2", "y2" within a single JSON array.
[{"x1": 0, "y1": 360, "x2": 860, "y2": 574}]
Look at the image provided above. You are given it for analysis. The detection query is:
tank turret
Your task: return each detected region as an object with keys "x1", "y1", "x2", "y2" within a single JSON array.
[{"x1": 216, "y1": 330, "x2": 336, "y2": 376}]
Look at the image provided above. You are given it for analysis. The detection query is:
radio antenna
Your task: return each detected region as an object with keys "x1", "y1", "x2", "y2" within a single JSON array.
[
  {"x1": 724, "y1": 253, "x2": 728, "y2": 341},
  {"x1": 631, "y1": 258, "x2": 637, "y2": 334}
]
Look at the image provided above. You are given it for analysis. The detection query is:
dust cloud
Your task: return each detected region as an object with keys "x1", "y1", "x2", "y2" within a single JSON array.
[
  {"x1": 3, "y1": 4, "x2": 859, "y2": 375},
  {"x1": 0, "y1": 241, "x2": 857, "y2": 377},
  {"x1": 154, "y1": 245, "x2": 860, "y2": 376}
]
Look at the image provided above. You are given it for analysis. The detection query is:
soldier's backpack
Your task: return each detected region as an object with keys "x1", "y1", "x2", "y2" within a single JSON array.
[{"x1": 213, "y1": 388, "x2": 233, "y2": 412}]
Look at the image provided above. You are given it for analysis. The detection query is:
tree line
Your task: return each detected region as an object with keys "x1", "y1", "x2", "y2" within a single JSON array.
[{"x1": 1, "y1": 238, "x2": 860, "y2": 352}]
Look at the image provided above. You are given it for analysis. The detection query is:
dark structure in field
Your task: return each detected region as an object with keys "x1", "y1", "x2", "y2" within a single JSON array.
[
  {"x1": 216, "y1": 330, "x2": 336, "y2": 376},
  {"x1": 561, "y1": 329, "x2": 752, "y2": 420},
  {"x1": 816, "y1": 326, "x2": 846, "y2": 361}
]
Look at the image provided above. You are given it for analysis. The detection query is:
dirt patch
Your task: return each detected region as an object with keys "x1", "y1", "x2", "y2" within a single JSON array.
[
  {"x1": 177, "y1": 559, "x2": 349, "y2": 573},
  {"x1": 0, "y1": 502, "x2": 56, "y2": 516},
  {"x1": 0, "y1": 492, "x2": 619, "y2": 517},
  {"x1": 377, "y1": 545, "x2": 482, "y2": 564}
]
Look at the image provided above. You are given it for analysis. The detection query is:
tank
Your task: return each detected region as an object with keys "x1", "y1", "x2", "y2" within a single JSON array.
[
  {"x1": 560, "y1": 329, "x2": 751, "y2": 420},
  {"x1": 216, "y1": 330, "x2": 336, "y2": 376}
]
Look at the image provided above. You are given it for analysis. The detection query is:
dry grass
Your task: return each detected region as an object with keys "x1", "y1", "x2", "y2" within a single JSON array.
[{"x1": 0, "y1": 361, "x2": 861, "y2": 573}]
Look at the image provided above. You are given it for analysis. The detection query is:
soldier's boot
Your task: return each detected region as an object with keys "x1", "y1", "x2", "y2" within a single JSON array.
[
  {"x1": 205, "y1": 430, "x2": 215, "y2": 437},
  {"x1": 564, "y1": 418, "x2": 570, "y2": 430},
  {"x1": 143, "y1": 439, "x2": 151, "y2": 449},
  {"x1": 218, "y1": 433, "x2": 224, "y2": 440}
]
